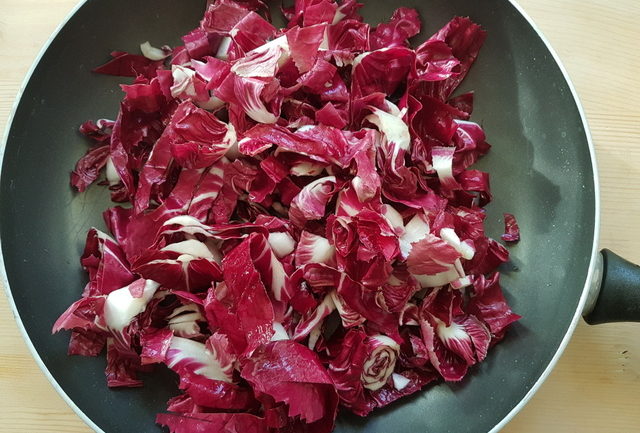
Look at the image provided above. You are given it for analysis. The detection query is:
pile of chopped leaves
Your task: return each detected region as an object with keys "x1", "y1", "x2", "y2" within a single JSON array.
[{"x1": 54, "y1": 1, "x2": 521, "y2": 431}]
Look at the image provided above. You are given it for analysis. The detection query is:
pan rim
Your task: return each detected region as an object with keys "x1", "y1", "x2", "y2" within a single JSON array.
[
  {"x1": 0, "y1": 1, "x2": 601, "y2": 433},
  {"x1": 0, "y1": 2, "x2": 106, "y2": 431},
  {"x1": 489, "y1": 0, "x2": 601, "y2": 431}
]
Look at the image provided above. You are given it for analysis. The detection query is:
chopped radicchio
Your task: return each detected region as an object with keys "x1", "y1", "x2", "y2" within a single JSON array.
[
  {"x1": 55, "y1": 2, "x2": 520, "y2": 432},
  {"x1": 501, "y1": 212, "x2": 521, "y2": 242}
]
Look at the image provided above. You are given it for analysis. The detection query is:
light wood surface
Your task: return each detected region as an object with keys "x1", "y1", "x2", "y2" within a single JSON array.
[{"x1": 1, "y1": 1, "x2": 639, "y2": 432}]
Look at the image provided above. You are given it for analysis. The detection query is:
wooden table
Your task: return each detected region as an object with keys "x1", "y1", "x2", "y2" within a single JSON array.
[{"x1": 1, "y1": 1, "x2": 638, "y2": 432}]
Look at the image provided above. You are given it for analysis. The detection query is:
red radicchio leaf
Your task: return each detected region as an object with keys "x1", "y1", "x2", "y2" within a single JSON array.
[
  {"x1": 315, "y1": 102, "x2": 348, "y2": 129},
  {"x1": 80, "y1": 228, "x2": 135, "y2": 297},
  {"x1": 140, "y1": 328, "x2": 173, "y2": 365},
  {"x1": 406, "y1": 233, "x2": 461, "y2": 275},
  {"x1": 156, "y1": 412, "x2": 268, "y2": 433},
  {"x1": 67, "y1": 329, "x2": 107, "y2": 357},
  {"x1": 286, "y1": 24, "x2": 327, "y2": 74},
  {"x1": 240, "y1": 340, "x2": 339, "y2": 432},
  {"x1": 501, "y1": 213, "x2": 520, "y2": 242},
  {"x1": 205, "y1": 233, "x2": 275, "y2": 355},
  {"x1": 70, "y1": 145, "x2": 110, "y2": 192},
  {"x1": 351, "y1": 47, "x2": 415, "y2": 99},
  {"x1": 93, "y1": 51, "x2": 162, "y2": 78},
  {"x1": 230, "y1": 11, "x2": 276, "y2": 53},
  {"x1": 370, "y1": 7, "x2": 421, "y2": 50},
  {"x1": 288, "y1": 176, "x2": 339, "y2": 227},
  {"x1": 468, "y1": 273, "x2": 521, "y2": 338},
  {"x1": 200, "y1": 0, "x2": 253, "y2": 34},
  {"x1": 79, "y1": 118, "x2": 114, "y2": 142},
  {"x1": 169, "y1": 101, "x2": 237, "y2": 169}
]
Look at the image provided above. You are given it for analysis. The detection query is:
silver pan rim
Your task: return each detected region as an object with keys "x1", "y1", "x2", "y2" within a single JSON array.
[
  {"x1": 0, "y1": 0, "x2": 104, "y2": 432},
  {"x1": 490, "y1": 0, "x2": 601, "y2": 431}
]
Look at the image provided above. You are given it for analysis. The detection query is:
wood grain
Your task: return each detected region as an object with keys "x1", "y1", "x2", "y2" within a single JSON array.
[{"x1": 0, "y1": 0, "x2": 638, "y2": 432}]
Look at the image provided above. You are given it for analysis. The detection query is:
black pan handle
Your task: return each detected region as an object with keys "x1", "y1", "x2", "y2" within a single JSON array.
[{"x1": 583, "y1": 249, "x2": 640, "y2": 324}]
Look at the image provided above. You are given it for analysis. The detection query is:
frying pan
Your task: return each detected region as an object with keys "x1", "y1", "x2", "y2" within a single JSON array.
[{"x1": 1, "y1": 0, "x2": 639, "y2": 432}]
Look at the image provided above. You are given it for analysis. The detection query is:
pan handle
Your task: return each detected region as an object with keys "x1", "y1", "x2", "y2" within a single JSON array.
[{"x1": 583, "y1": 249, "x2": 640, "y2": 324}]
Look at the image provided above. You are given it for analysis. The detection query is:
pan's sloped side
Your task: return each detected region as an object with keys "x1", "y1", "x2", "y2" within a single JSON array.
[
  {"x1": 0, "y1": 0, "x2": 598, "y2": 432},
  {"x1": 0, "y1": 1, "x2": 207, "y2": 432}
]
